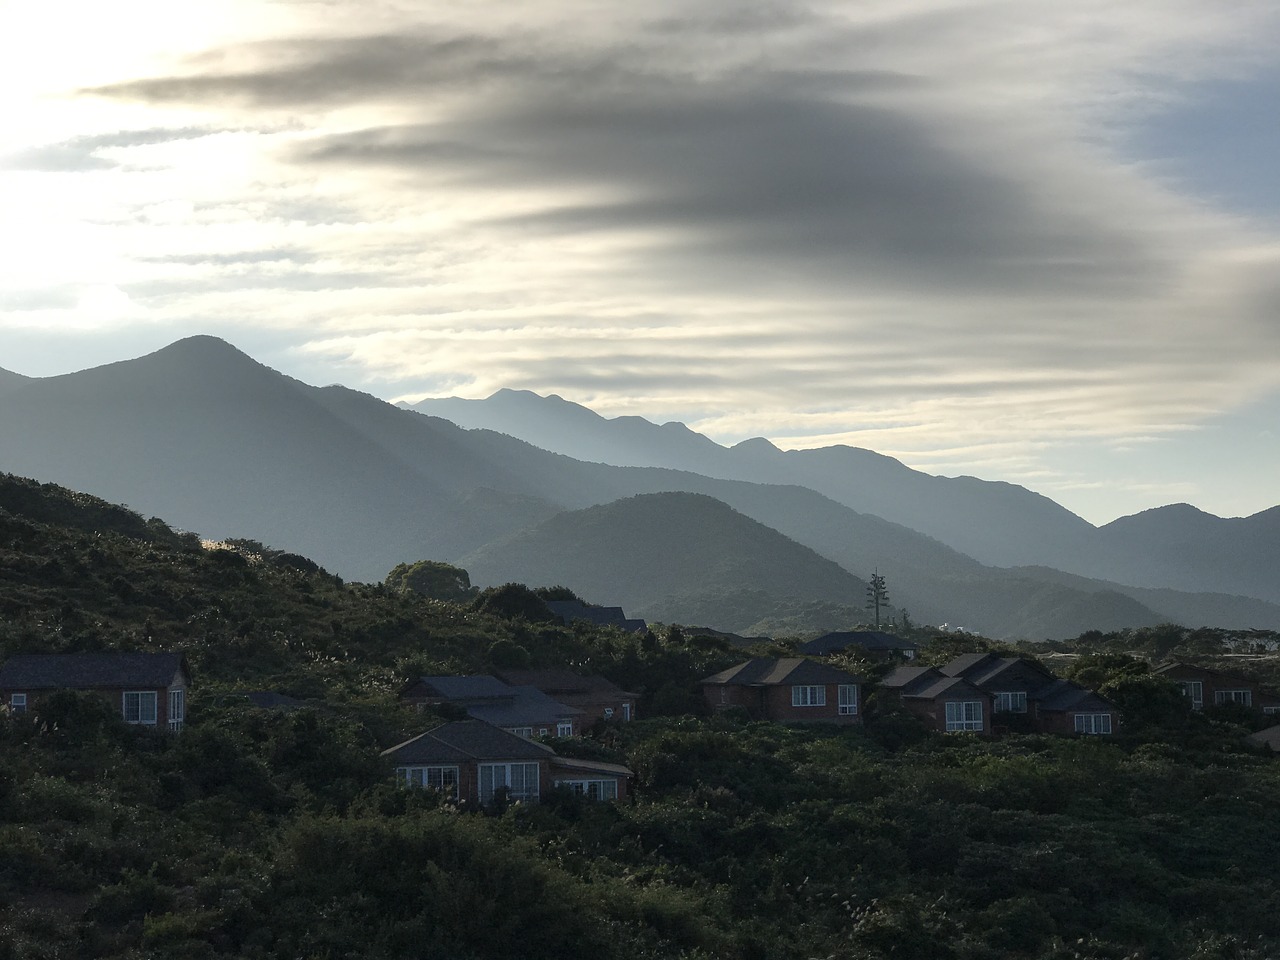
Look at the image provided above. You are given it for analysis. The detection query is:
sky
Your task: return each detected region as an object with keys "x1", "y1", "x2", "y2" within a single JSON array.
[{"x1": 2, "y1": 0, "x2": 1278, "y2": 526}]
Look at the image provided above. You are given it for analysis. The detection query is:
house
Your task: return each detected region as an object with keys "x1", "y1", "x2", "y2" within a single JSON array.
[
  {"x1": 0, "y1": 651, "x2": 190, "y2": 732},
  {"x1": 399, "y1": 675, "x2": 584, "y2": 738},
  {"x1": 1153, "y1": 662, "x2": 1280, "y2": 715},
  {"x1": 494, "y1": 669, "x2": 637, "y2": 729},
  {"x1": 938, "y1": 654, "x2": 1119, "y2": 735},
  {"x1": 545, "y1": 600, "x2": 647, "y2": 633},
  {"x1": 880, "y1": 666, "x2": 992, "y2": 734},
  {"x1": 700, "y1": 658, "x2": 865, "y2": 723},
  {"x1": 382, "y1": 720, "x2": 632, "y2": 803},
  {"x1": 799, "y1": 630, "x2": 919, "y2": 660}
]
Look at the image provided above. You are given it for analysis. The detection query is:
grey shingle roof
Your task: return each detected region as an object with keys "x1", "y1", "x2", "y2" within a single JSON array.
[
  {"x1": 463, "y1": 685, "x2": 582, "y2": 727},
  {"x1": 382, "y1": 720, "x2": 556, "y2": 764},
  {"x1": 494, "y1": 669, "x2": 636, "y2": 698},
  {"x1": 702, "y1": 657, "x2": 864, "y2": 687},
  {"x1": 880, "y1": 666, "x2": 941, "y2": 691},
  {"x1": 0, "y1": 652, "x2": 188, "y2": 690},
  {"x1": 545, "y1": 600, "x2": 647, "y2": 632},
  {"x1": 1032, "y1": 679, "x2": 1115, "y2": 713},
  {"x1": 417, "y1": 675, "x2": 513, "y2": 700}
]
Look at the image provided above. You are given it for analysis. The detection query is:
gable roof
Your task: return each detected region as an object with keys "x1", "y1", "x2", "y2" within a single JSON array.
[
  {"x1": 1031, "y1": 678, "x2": 1116, "y2": 713},
  {"x1": 942, "y1": 655, "x2": 1054, "y2": 688},
  {"x1": 548, "y1": 755, "x2": 635, "y2": 779},
  {"x1": 701, "y1": 657, "x2": 864, "y2": 687},
  {"x1": 0, "y1": 652, "x2": 188, "y2": 690},
  {"x1": 464, "y1": 685, "x2": 583, "y2": 727},
  {"x1": 1153, "y1": 661, "x2": 1279, "y2": 691},
  {"x1": 880, "y1": 665, "x2": 942, "y2": 691},
  {"x1": 879, "y1": 666, "x2": 987, "y2": 700},
  {"x1": 494, "y1": 669, "x2": 636, "y2": 699},
  {"x1": 799, "y1": 631, "x2": 919, "y2": 655},
  {"x1": 414, "y1": 675, "x2": 514, "y2": 700},
  {"x1": 545, "y1": 600, "x2": 647, "y2": 632},
  {"x1": 382, "y1": 720, "x2": 556, "y2": 765}
]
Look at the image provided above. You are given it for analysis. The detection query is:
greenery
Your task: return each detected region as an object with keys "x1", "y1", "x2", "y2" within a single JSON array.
[{"x1": 3, "y1": 473, "x2": 1280, "y2": 959}]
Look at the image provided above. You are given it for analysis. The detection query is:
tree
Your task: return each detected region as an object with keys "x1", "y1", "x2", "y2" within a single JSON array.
[
  {"x1": 385, "y1": 561, "x2": 477, "y2": 603},
  {"x1": 866, "y1": 570, "x2": 889, "y2": 630}
]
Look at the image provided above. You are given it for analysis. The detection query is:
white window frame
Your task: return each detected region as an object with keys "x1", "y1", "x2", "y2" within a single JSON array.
[
  {"x1": 622, "y1": 703, "x2": 632, "y2": 721},
  {"x1": 944, "y1": 700, "x2": 983, "y2": 732},
  {"x1": 168, "y1": 689, "x2": 185, "y2": 732},
  {"x1": 838, "y1": 684, "x2": 858, "y2": 716},
  {"x1": 1178, "y1": 680, "x2": 1204, "y2": 709},
  {"x1": 1214, "y1": 689, "x2": 1253, "y2": 707},
  {"x1": 396, "y1": 765, "x2": 460, "y2": 798},
  {"x1": 506, "y1": 726, "x2": 534, "y2": 738},
  {"x1": 791, "y1": 685, "x2": 826, "y2": 707},
  {"x1": 1074, "y1": 713, "x2": 1113, "y2": 735},
  {"x1": 992, "y1": 691, "x2": 1028, "y2": 714},
  {"x1": 479, "y1": 762, "x2": 541, "y2": 803},
  {"x1": 556, "y1": 721, "x2": 574, "y2": 737},
  {"x1": 554, "y1": 779, "x2": 618, "y2": 800},
  {"x1": 123, "y1": 690, "x2": 158, "y2": 725},
  {"x1": 9, "y1": 693, "x2": 26, "y2": 714}
]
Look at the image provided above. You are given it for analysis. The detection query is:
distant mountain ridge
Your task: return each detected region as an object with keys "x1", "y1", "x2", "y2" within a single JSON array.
[
  {"x1": 412, "y1": 389, "x2": 1280, "y2": 605},
  {"x1": 2, "y1": 336, "x2": 1277, "y2": 638}
]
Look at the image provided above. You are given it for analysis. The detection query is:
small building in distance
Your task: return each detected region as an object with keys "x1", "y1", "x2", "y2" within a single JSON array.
[
  {"x1": 800, "y1": 630, "x2": 919, "y2": 660},
  {"x1": 1154, "y1": 662, "x2": 1280, "y2": 715},
  {"x1": 495, "y1": 668, "x2": 637, "y2": 728},
  {"x1": 399, "y1": 675, "x2": 584, "y2": 738},
  {"x1": 700, "y1": 657, "x2": 865, "y2": 723},
  {"x1": 383, "y1": 720, "x2": 632, "y2": 803},
  {"x1": 545, "y1": 600, "x2": 647, "y2": 633},
  {"x1": 938, "y1": 653, "x2": 1120, "y2": 735},
  {"x1": 0, "y1": 651, "x2": 190, "y2": 732}
]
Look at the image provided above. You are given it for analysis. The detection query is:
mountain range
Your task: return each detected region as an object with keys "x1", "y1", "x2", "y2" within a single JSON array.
[{"x1": 0, "y1": 335, "x2": 1275, "y2": 638}]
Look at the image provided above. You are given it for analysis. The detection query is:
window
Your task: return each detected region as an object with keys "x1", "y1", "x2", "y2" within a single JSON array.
[
  {"x1": 944, "y1": 701, "x2": 983, "y2": 732},
  {"x1": 123, "y1": 691, "x2": 158, "y2": 725},
  {"x1": 479, "y1": 762, "x2": 540, "y2": 803},
  {"x1": 9, "y1": 693, "x2": 26, "y2": 715},
  {"x1": 993, "y1": 691, "x2": 1027, "y2": 714},
  {"x1": 1215, "y1": 689, "x2": 1253, "y2": 707},
  {"x1": 1178, "y1": 680, "x2": 1204, "y2": 709},
  {"x1": 555, "y1": 779, "x2": 618, "y2": 800},
  {"x1": 604, "y1": 706, "x2": 616, "y2": 718},
  {"x1": 792, "y1": 685, "x2": 826, "y2": 707},
  {"x1": 556, "y1": 721, "x2": 574, "y2": 737},
  {"x1": 168, "y1": 689, "x2": 185, "y2": 732},
  {"x1": 506, "y1": 726, "x2": 534, "y2": 738},
  {"x1": 396, "y1": 766, "x2": 460, "y2": 798},
  {"x1": 622, "y1": 703, "x2": 633, "y2": 721},
  {"x1": 1074, "y1": 713, "x2": 1113, "y2": 734},
  {"x1": 838, "y1": 684, "x2": 858, "y2": 716}
]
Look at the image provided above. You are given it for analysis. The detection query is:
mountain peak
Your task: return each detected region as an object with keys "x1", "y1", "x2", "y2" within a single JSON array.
[{"x1": 732, "y1": 437, "x2": 780, "y2": 455}]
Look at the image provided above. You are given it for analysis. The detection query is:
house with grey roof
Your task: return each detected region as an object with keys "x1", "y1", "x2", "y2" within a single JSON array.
[
  {"x1": 399, "y1": 675, "x2": 584, "y2": 738},
  {"x1": 939, "y1": 654, "x2": 1119, "y2": 735},
  {"x1": 382, "y1": 720, "x2": 632, "y2": 803},
  {"x1": 880, "y1": 665, "x2": 992, "y2": 734},
  {"x1": 545, "y1": 600, "x2": 647, "y2": 633},
  {"x1": 1154, "y1": 661, "x2": 1280, "y2": 716},
  {"x1": 700, "y1": 657, "x2": 865, "y2": 723},
  {"x1": 0, "y1": 652, "x2": 190, "y2": 732}
]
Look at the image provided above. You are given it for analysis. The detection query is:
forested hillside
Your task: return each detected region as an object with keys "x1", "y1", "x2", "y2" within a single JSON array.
[{"x1": 3, "y1": 474, "x2": 1280, "y2": 960}]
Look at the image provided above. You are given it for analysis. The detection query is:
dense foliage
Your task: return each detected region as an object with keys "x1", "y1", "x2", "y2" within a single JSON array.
[{"x1": 2, "y1": 473, "x2": 1280, "y2": 959}]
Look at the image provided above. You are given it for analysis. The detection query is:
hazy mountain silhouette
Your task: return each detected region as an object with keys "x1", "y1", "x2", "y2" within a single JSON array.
[
  {"x1": 413, "y1": 389, "x2": 1279, "y2": 605},
  {"x1": 2, "y1": 336, "x2": 1275, "y2": 636},
  {"x1": 460, "y1": 492, "x2": 873, "y2": 632}
]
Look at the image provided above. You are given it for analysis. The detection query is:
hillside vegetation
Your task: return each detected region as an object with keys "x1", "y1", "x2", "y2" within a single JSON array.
[{"x1": 2, "y1": 473, "x2": 1280, "y2": 960}]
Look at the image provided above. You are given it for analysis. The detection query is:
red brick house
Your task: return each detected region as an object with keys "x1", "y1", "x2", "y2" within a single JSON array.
[
  {"x1": 0, "y1": 652, "x2": 190, "y2": 732},
  {"x1": 382, "y1": 720, "x2": 632, "y2": 803},
  {"x1": 700, "y1": 658, "x2": 865, "y2": 723},
  {"x1": 1154, "y1": 662, "x2": 1280, "y2": 715},
  {"x1": 938, "y1": 654, "x2": 1120, "y2": 735},
  {"x1": 495, "y1": 669, "x2": 637, "y2": 729},
  {"x1": 880, "y1": 666, "x2": 992, "y2": 733}
]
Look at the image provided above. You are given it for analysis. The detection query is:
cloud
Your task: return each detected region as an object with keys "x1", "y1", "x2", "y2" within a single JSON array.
[{"x1": 2, "y1": 128, "x2": 214, "y2": 172}]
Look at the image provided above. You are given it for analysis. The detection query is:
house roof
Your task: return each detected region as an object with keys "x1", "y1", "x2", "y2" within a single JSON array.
[
  {"x1": 939, "y1": 653, "x2": 998, "y2": 678},
  {"x1": 545, "y1": 600, "x2": 647, "y2": 633},
  {"x1": 880, "y1": 666, "x2": 941, "y2": 691},
  {"x1": 494, "y1": 669, "x2": 636, "y2": 699},
  {"x1": 701, "y1": 657, "x2": 864, "y2": 687},
  {"x1": 548, "y1": 755, "x2": 635, "y2": 779},
  {"x1": 0, "y1": 652, "x2": 188, "y2": 690},
  {"x1": 799, "y1": 631, "x2": 919, "y2": 655},
  {"x1": 942, "y1": 655, "x2": 1054, "y2": 688},
  {"x1": 382, "y1": 720, "x2": 556, "y2": 765},
  {"x1": 880, "y1": 666, "x2": 986, "y2": 700},
  {"x1": 1031, "y1": 678, "x2": 1115, "y2": 713},
  {"x1": 464, "y1": 685, "x2": 583, "y2": 727},
  {"x1": 415, "y1": 675, "x2": 514, "y2": 700}
]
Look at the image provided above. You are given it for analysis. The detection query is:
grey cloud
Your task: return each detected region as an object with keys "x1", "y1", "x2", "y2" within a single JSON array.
[{"x1": 142, "y1": 248, "x2": 316, "y2": 267}]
